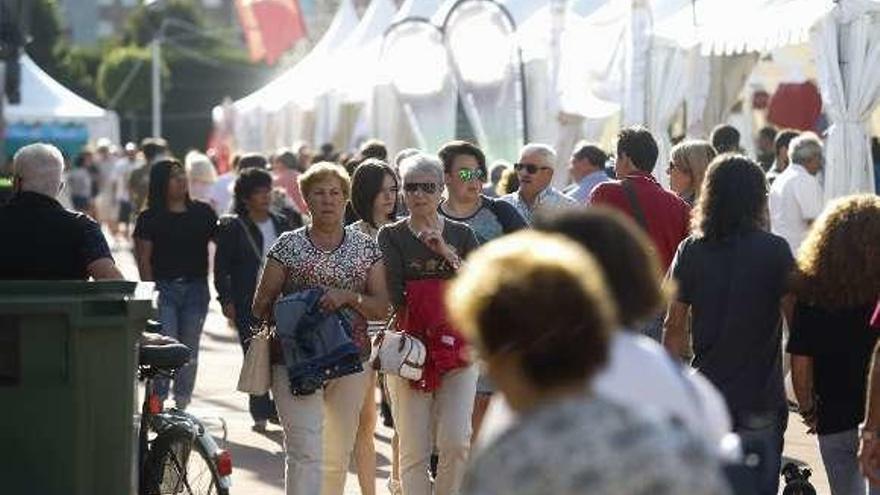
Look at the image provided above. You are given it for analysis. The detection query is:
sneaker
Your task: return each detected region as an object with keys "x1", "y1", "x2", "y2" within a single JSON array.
[
  {"x1": 268, "y1": 413, "x2": 280, "y2": 426},
  {"x1": 252, "y1": 420, "x2": 268, "y2": 433}
]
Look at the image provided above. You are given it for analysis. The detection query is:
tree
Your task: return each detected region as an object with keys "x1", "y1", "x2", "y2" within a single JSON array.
[
  {"x1": 124, "y1": 0, "x2": 206, "y2": 48},
  {"x1": 97, "y1": 46, "x2": 170, "y2": 113},
  {"x1": 25, "y1": 0, "x2": 62, "y2": 72}
]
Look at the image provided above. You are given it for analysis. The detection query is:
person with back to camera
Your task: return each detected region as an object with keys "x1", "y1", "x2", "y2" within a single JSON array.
[
  {"x1": 664, "y1": 154, "x2": 794, "y2": 495},
  {"x1": 788, "y1": 195, "x2": 880, "y2": 495},
  {"x1": 0, "y1": 142, "x2": 123, "y2": 281},
  {"x1": 447, "y1": 230, "x2": 730, "y2": 495}
]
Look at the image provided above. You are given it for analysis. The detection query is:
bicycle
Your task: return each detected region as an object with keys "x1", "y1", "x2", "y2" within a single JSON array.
[{"x1": 138, "y1": 326, "x2": 233, "y2": 495}]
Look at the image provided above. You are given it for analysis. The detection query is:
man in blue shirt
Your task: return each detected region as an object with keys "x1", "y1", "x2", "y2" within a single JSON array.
[{"x1": 564, "y1": 141, "x2": 610, "y2": 204}]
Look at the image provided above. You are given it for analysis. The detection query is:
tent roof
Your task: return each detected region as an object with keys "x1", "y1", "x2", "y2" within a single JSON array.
[
  {"x1": 234, "y1": 0, "x2": 359, "y2": 112},
  {"x1": 653, "y1": 0, "x2": 834, "y2": 54},
  {"x1": 6, "y1": 55, "x2": 109, "y2": 120}
]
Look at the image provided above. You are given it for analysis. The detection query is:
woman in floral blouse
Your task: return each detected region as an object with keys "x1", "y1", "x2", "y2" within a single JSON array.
[{"x1": 252, "y1": 162, "x2": 390, "y2": 495}]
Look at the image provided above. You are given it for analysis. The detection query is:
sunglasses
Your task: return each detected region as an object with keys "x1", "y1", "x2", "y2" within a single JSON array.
[
  {"x1": 456, "y1": 168, "x2": 485, "y2": 182},
  {"x1": 403, "y1": 182, "x2": 439, "y2": 194},
  {"x1": 514, "y1": 162, "x2": 552, "y2": 174}
]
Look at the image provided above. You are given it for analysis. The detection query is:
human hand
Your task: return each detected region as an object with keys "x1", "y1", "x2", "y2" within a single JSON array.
[
  {"x1": 417, "y1": 229, "x2": 448, "y2": 255},
  {"x1": 799, "y1": 406, "x2": 818, "y2": 435},
  {"x1": 319, "y1": 288, "x2": 353, "y2": 313},
  {"x1": 222, "y1": 303, "x2": 236, "y2": 322},
  {"x1": 860, "y1": 437, "x2": 880, "y2": 485}
]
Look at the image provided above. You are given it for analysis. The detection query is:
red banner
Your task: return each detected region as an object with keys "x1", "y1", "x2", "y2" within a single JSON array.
[{"x1": 235, "y1": 0, "x2": 307, "y2": 65}]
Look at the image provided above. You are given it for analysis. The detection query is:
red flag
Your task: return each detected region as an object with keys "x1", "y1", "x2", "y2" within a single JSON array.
[{"x1": 235, "y1": 0, "x2": 307, "y2": 65}]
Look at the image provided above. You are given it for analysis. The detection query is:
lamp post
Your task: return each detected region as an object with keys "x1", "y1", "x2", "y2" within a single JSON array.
[{"x1": 151, "y1": 37, "x2": 162, "y2": 137}]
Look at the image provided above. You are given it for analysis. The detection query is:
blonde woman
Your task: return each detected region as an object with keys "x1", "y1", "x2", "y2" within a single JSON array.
[
  {"x1": 185, "y1": 151, "x2": 218, "y2": 204},
  {"x1": 252, "y1": 162, "x2": 390, "y2": 495},
  {"x1": 667, "y1": 140, "x2": 716, "y2": 205}
]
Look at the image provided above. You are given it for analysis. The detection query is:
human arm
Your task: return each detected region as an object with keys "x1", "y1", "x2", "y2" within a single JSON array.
[
  {"x1": 134, "y1": 239, "x2": 154, "y2": 281},
  {"x1": 791, "y1": 354, "x2": 817, "y2": 432},
  {"x1": 318, "y1": 262, "x2": 391, "y2": 321},
  {"x1": 378, "y1": 226, "x2": 406, "y2": 309},
  {"x1": 794, "y1": 176, "x2": 824, "y2": 223},
  {"x1": 663, "y1": 301, "x2": 690, "y2": 359},
  {"x1": 860, "y1": 341, "x2": 880, "y2": 483},
  {"x1": 213, "y1": 218, "x2": 236, "y2": 320},
  {"x1": 251, "y1": 258, "x2": 286, "y2": 322},
  {"x1": 87, "y1": 258, "x2": 124, "y2": 280}
]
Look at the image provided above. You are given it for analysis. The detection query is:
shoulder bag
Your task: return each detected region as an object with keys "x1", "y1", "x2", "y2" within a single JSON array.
[
  {"x1": 237, "y1": 323, "x2": 272, "y2": 395},
  {"x1": 370, "y1": 312, "x2": 426, "y2": 381}
]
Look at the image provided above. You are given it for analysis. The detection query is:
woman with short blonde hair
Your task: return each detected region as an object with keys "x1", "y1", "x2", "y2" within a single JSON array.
[{"x1": 252, "y1": 160, "x2": 390, "y2": 495}]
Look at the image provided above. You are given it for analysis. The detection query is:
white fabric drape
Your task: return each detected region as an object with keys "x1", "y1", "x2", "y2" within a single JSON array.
[
  {"x1": 646, "y1": 44, "x2": 690, "y2": 187},
  {"x1": 811, "y1": 2, "x2": 880, "y2": 198},
  {"x1": 622, "y1": 0, "x2": 652, "y2": 126}
]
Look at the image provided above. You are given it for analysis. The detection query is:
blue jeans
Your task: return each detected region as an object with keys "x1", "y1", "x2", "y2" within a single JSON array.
[
  {"x1": 819, "y1": 429, "x2": 880, "y2": 495},
  {"x1": 235, "y1": 313, "x2": 276, "y2": 422},
  {"x1": 735, "y1": 407, "x2": 788, "y2": 495},
  {"x1": 155, "y1": 279, "x2": 210, "y2": 409}
]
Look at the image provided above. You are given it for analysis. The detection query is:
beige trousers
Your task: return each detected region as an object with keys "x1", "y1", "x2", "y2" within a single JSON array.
[
  {"x1": 389, "y1": 364, "x2": 478, "y2": 495},
  {"x1": 271, "y1": 365, "x2": 369, "y2": 495}
]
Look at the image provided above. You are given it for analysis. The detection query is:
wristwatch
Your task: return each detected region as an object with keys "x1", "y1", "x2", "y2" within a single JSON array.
[{"x1": 859, "y1": 423, "x2": 880, "y2": 441}]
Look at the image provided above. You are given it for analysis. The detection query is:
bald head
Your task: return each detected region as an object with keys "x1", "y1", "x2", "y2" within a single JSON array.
[{"x1": 13, "y1": 143, "x2": 65, "y2": 198}]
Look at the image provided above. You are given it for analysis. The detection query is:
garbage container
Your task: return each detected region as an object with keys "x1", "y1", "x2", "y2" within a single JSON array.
[{"x1": 0, "y1": 281, "x2": 153, "y2": 495}]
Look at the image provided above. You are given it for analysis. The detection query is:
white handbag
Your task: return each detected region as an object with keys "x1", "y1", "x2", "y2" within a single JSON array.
[
  {"x1": 370, "y1": 315, "x2": 426, "y2": 381},
  {"x1": 237, "y1": 327, "x2": 272, "y2": 395}
]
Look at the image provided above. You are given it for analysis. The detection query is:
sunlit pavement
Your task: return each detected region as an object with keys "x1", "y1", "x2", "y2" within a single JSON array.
[{"x1": 111, "y1": 236, "x2": 828, "y2": 494}]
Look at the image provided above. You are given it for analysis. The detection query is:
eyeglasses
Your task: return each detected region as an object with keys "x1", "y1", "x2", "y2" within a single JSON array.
[
  {"x1": 514, "y1": 162, "x2": 552, "y2": 174},
  {"x1": 456, "y1": 168, "x2": 485, "y2": 182},
  {"x1": 402, "y1": 182, "x2": 439, "y2": 194}
]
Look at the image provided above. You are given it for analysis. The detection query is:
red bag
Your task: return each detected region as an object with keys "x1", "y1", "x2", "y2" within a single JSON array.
[{"x1": 402, "y1": 279, "x2": 470, "y2": 391}]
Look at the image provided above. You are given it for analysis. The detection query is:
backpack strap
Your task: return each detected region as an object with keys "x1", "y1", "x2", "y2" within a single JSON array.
[{"x1": 622, "y1": 179, "x2": 648, "y2": 231}]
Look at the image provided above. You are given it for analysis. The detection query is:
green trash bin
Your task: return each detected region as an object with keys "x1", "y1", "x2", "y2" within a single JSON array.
[{"x1": 0, "y1": 281, "x2": 153, "y2": 495}]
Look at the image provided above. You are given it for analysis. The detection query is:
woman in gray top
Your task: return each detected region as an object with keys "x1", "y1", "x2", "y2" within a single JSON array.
[{"x1": 378, "y1": 153, "x2": 479, "y2": 495}]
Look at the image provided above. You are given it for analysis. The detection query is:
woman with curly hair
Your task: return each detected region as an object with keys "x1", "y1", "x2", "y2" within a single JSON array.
[
  {"x1": 787, "y1": 194, "x2": 880, "y2": 495},
  {"x1": 664, "y1": 154, "x2": 794, "y2": 495}
]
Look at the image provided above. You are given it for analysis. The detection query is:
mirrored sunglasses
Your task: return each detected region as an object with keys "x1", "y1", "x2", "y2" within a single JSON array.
[{"x1": 457, "y1": 168, "x2": 486, "y2": 182}]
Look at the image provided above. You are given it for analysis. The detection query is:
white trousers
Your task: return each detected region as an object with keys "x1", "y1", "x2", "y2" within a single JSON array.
[
  {"x1": 271, "y1": 365, "x2": 369, "y2": 495},
  {"x1": 389, "y1": 365, "x2": 478, "y2": 495}
]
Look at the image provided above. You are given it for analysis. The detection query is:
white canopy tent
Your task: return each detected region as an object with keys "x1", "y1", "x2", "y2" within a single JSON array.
[{"x1": 6, "y1": 55, "x2": 120, "y2": 145}]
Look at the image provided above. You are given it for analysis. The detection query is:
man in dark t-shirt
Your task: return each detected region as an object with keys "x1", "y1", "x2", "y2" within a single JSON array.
[{"x1": 0, "y1": 143, "x2": 122, "y2": 280}]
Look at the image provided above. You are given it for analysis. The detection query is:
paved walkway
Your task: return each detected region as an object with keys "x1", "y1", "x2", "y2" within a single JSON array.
[{"x1": 114, "y1": 237, "x2": 830, "y2": 494}]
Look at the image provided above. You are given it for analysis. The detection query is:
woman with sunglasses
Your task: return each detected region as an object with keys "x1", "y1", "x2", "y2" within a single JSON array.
[
  {"x1": 378, "y1": 153, "x2": 479, "y2": 495},
  {"x1": 437, "y1": 140, "x2": 526, "y2": 441},
  {"x1": 667, "y1": 140, "x2": 716, "y2": 206}
]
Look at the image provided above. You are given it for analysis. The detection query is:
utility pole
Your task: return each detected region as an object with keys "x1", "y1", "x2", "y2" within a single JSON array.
[{"x1": 151, "y1": 36, "x2": 162, "y2": 137}]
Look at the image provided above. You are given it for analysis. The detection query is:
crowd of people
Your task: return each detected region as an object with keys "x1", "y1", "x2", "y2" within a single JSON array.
[{"x1": 1, "y1": 120, "x2": 879, "y2": 495}]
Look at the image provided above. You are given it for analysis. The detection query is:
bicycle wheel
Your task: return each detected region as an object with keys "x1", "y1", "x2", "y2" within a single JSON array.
[{"x1": 144, "y1": 429, "x2": 228, "y2": 495}]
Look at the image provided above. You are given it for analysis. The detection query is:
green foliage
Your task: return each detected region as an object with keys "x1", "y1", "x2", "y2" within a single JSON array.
[
  {"x1": 97, "y1": 46, "x2": 170, "y2": 112},
  {"x1": 26, "y1": 0, "x2": 63, "y2": 72},
  {"x1": 124, "y1": 0, "x2": 205, "y2": 47}
]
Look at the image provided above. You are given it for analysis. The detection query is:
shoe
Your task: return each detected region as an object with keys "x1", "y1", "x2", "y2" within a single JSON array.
[
  {"x1": 268, "y1": 413, "x2": 280, "y2": 426},
  {"x1": 380, "y1": 400, "x2": 394, "y2": 428},
  {"x1": 429, "y1": 453, "x2": 438, "y2": 481},
  {"x1": 252, "y1": 420, "x2": 268, "y2": 433}
]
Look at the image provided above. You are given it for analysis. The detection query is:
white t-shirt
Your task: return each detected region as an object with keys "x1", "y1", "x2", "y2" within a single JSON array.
[
  {"x1": 210, "y1": 172, "x2": 236, "y2": 215},
  {"x1": 256, "y1": 218, "x2": 278, "y2": 259},
  {"x1": 477, "y1": 332, "x2": 732, "y2": 454},
  {"x1": 114, "y1": 157, "x2": 139, "y2": 202},
  {"x1": 768, "y1": 163, "x2": 824, "y2": 254}
]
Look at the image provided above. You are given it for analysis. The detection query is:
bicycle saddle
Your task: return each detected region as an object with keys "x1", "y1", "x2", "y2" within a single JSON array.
[{"x1": 139, "y1": 342, "x2": 191, "y2": 370}]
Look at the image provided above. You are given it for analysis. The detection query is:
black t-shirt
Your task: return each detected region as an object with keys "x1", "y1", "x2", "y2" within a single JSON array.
[
  {"x1": 787, "y1": 302, "x2": 877, "y2": 434},
  {"x1": 671, "y1": 230, "x2": 793, "y2": 418},
  {"x1": 134, "y1": 201, "x2": 217, "y2": 280},
  {"x1": 0, "y1": 192, "x2": 112, "y2": 280}
]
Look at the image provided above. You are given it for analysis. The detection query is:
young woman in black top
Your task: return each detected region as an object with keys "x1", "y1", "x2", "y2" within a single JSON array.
[{"x1": 134, "y1": 159, "x2": 218, "y2": 410}]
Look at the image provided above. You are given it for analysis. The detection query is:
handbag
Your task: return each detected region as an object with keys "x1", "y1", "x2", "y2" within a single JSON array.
[
  {"x1": 371, "y1": 313, "x2": 427, "y2": 381},
  {"x1": 237, "y1": 325, "x2": 271, "y2": 395}
]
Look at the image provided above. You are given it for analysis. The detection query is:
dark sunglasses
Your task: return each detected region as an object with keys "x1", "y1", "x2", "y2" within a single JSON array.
[
  {"x1": 403, "y1": 182, "x2": 439, "y2": 194},
  {"x1": 514, "y1": 162, "x2": 551, "y2": 174},
  {"x1": 456, "y1": 168, "x2": 485, "y2": 182}
]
